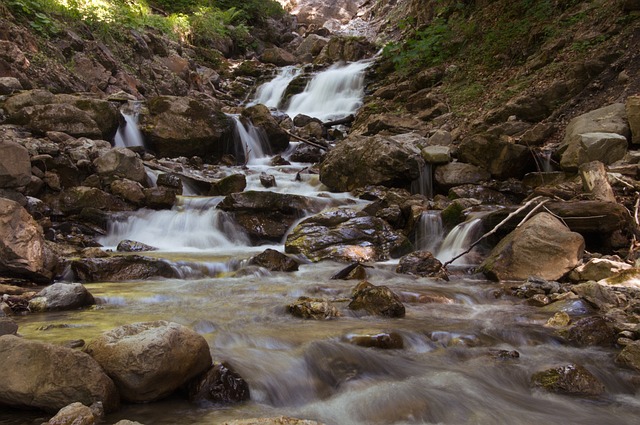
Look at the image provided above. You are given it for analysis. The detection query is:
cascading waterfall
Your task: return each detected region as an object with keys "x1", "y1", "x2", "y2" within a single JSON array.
[
  {"x1": 229, "y1": 115, "x2": 270, "y2": 165},
  {"x1": 415, "y1": 210, "x2": 444, "y2": 253},
  {"x1": 436, "y1": 218, "x2": 484, "y2": 265},
  {"x1": 114, "y1": 101, "x2": 145, "y2": 148},
  {"x1": 411, "y1": 164, "x2": 434, "y2": 198},
  {"x1": 248, "y1": 66, "x2": 302, "y2": 109},
  {"x1": 285, "y1": 60, "x2": 371, "y2": 121}
]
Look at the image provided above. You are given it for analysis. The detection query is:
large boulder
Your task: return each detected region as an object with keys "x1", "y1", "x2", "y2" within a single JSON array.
[
  {"x1": 479, "y1": 212, "x2": 584, "y2": 281},
  {"x1": 314, "y1": 36, "x2": 376, "y2": 64},
  {"x1": 260, "y1": 47, "x2": 297, "y2": 66},
  {"x1": 85, "y1": 321, "x2": 212, "y2": 403},
  {"x1": 434, "y1": 162, "x2": 491, "y2": 191},
  {"x1": 285, "y1": 208, "x2": 412, "y2": 262},
  {"x1": 559, "y1": 132, "x2": 628, "y2": 171},
  {"x1": 0, "y1": 141, "x2": 31, "y2": 188},
  {"x1": 139, "y1": 95, "x2": 232, "y2": 159},
  {"x1": 58, "y1": 186, "x2": 131, "y2": 214},
  {"x1": 457, "y1": 135, "x2": 534, "y2": 179},
  {"x1": 531, "y1": 364, "x2": 605, "y2": 396},
  {"x1": 68, "y1": 255, "x2": 182, "y2": 282},
  {"x1": 319, "y1": 134, "x2": 424, "y2": 191},
  {"x1": 0, "y1": 335, "x2": 119, "y2": 413},
  {"x1": 561, "y1": 103, "x2": 630, "y2": 144},
  {"x1": 93, "y1": 147, "x2": 146, "y2": 184},
  {"x1": 218, "y1": 191, "x2": 333, "y2": 242},
  {"x1": 0, "y1": 198, "x2": 57, "y2": 282},
  {"x1": 241, "y1": 104, "x2": 290, "y2": 153},
  {"x1": 28, "y1": 282, "x2": 95, "y2": 312}
]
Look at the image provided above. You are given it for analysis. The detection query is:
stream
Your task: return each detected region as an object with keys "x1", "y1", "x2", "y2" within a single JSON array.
[{"x1": 3, "y1": 61, "x2": 640, "y2": 425}]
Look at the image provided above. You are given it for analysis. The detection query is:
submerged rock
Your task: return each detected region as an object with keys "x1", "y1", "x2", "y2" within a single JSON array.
[
  {"x1": 531, "y1": 364, "x2": 605, "y2": 396},
  {"x1": 0, "y1": 335, "x2": 119, "y2": 413},
  {"x1": 86, "y1": 321, "x2": 212, "y2": 403},
  {"x1": 564, "y1": 316, "x2": 616, "y2": 347},
  {"x1": 343, "y1": 330, "x2": 404, "y2": 349},
  {"x1": 396, "y1": 251, "x2": 448, "y2": 280},
  {"x1": 348, "y1": 281, "x2": 405, "y2": 318},
  {"x1": 288, "y1": 297, "x2": 340, "y2": 320},
  {"x1": 186, "y1": 362, "x2": 250, "y2": 404},
  {"x1": 248, "y1": 248, "x2": 299, "y2": 272}
]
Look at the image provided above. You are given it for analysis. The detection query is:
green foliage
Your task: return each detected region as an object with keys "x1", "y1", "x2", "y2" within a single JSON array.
[{"x1": 6, "y1": 0, "x2": 59, "y2": 35}]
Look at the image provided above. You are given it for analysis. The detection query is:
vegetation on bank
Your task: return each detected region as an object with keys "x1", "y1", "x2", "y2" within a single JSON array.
[{"x1": 2, "y1": 0, "x2": 284, "y2": 47}]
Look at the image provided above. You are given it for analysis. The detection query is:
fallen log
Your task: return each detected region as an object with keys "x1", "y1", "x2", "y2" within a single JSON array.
[
  {"x1": 323, "y1": 115, "x2": 355, "y2": 127},
  {"x1": 284, "y1": 129, "x2": 328, "y2": 151}
]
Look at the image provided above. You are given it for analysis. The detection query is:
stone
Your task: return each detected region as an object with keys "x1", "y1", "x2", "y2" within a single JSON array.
[
  {"x1": 627, "y1": 96, "x2": 640, "y2": 144},
  {"x1": 116, "y1": 239, "x2": 158, "y2": 252},
  {"x1": 395, "y1": 251, "x2": 447, "y2": 279},
  {"x1": 434, "y1": 162, "x2": 491, "y2": 190},
  {"x1": 343, "y1": 330, "x2": 404, "y2": 349},
  {"x1": 260, "y1": 172, "x2": 277, "y2": 188},
  {"x1": 0, "y1": 77, "x2": 22, "y2": 95},
  {"x1": 457, "y1": 135, "x2": 534, "y2": 179},
  {"x1": 110, "y1": 179, "x2": 146, "y2": 205},
  {"x1": 260, "y1": 47, "x2": 297, "y2": 66},
  {"x1": 0, "y1": 335, "x2": 119, "y2": 413},
  {"x1": 448, "y1": 184, "x2": 511, "y2": 205},
  {"x1": 45, "y1": 402, "x2": 95, "y2": 425},
  {"x1": 59, "y1": 186, "x2": 129, "y2": 214},
  {"x1": 86, "y1": 321, "x2": 212, "y2": 403},
  {"x1": 0, "y1": 198, "x2": 58, "y2": 282},
  {"x1": 69, "y1": 255, "x2": 181, "y2": 282},
  {"x1": 0, "y1": 141, "x2": 31, "y2": 188},
  {"x1": 546, "y1": 312, "x2": 571, "y2": 327},
  {"x1": 94, "y1": 147, "x2": 146, "y2": 184},
  {"x1": 428, "y1": 129, "x2": 453, "y2": 146},
  {"x1": 210, "y1": 174, "x2": 247, "y2": 196},
  {"x1": 314, "y1": 36, "x2": 375, "y2": 64},
  {"x1": 560, "y1": 132, "x2": 628, "y2": 171},
  {"x1": 186, "y1": 362, "x2": 250, "y2": 404},
  {"x1": 285, "y1": 208, "x2": 412, "y2": 262},
  {"x1": 531, "y1": 364, "x2": 605, "y2": 396},
  {"x1": 561, "y1": 103, "x2": 630, "y2": 146},
  {"x1": 571, "y1": 281, "x2": 625, "y2": 310},
  {"x1": 241, "y1": 104, "x2": 290, "y2": 154},
  {"x1": 0, "y1": 317, "x2": 18, "y2": 336},
  {"x1": 288, "y1": 297, "x2": 339, "y2": 320},
  {"x1": 616, "y1": 340, "x2": 640, "y2": 371},
  {"x1": 143, "y1": 186, "x2": 178, "y2": 209},
  {"x1": 319, "y1": 134, "x2": 424, "y2": 192},
  {"x1": 28, "y1": 282, "x2": 95, "y2": 312},
  {"x1": 348, "y1": 281, "x2": 405, "y2": 318},
  {"x1": 248, "y1": 248, "x2": 299, "y2": 272},
  {"x1": 295, "y1": 34, "x2": 329, "y2": 60},
  {"x1": 568, "y1": 258, "x2": 632, "y2": 282},
  {"x1": 479, "y1": 212, "x2": 584, "y2": 281},
  {"x1": 565, "y1": 316, "x2": 616, "y2": 347},
  {"x1": 421, "y1": 146, "x2": 451, "y2": 164}
]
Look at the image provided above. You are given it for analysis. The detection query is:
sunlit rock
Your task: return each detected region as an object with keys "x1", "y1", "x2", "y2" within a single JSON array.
[
  {"x1": 288, "y1": 297, "x2": 340, "y2": 320},
  {"x1": 531, "y1": 364, "x2": 605, "y2": 396},
  {"x1": 343, "y1": 330, "x2": 404, "y2": 349},
  {"x1": 44, "y1": 402, "x2": 96, "y2": 425},
  {"x1": 348, "y1": 281, "x2": 405, "y2": 318},
  {"x1": 28, "y1": 282, "x2": 95, "y2": 312}
]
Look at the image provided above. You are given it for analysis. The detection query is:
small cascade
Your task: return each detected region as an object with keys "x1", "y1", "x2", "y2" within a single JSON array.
[
  {"x1": 248, "y1": 66, "x2": 302, "y2": 109},
  {"x1": 229, "y1": 115, "x2": 270, "y2": 165},
  {"x1": 436, "y1": 218, "x2": 483, "y2": 265},
  {"x1": 415, "y1": 210, "x2": 445, "y2": 253},
  {"x1": 114, "y1": 102, "x2": 145, "y2": 148},
  {"x1": 98, "y1": 196, "x2": 250, "y2": 252},
  {"x1": 538, "y1": 148, "x2": 554, "y2": 172},
  {"x1": 285, "y1": 60, "x2": 371, "y2": 121},
  {"x1": 411, "y1": 164, "x2": 434, "y2": 198}
]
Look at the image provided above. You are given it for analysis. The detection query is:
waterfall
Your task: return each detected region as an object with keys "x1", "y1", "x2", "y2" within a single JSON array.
[
  {"x1": 415, "y1": 210, "x2": 445, "y2": 253},
  {"x1": 285, "y1": 60, "x2": 371, "y2": 121},
  {"x1": 436, "y1": 218, "x2": 483, "y2": 265},
  {"x1": 98, "y1": 196, "x2": 250, "y2": 252},
  {"x1": 114, "y1": 102, "x2": 145, "y2": 148},
  {"x1": 248, "y1": 66, "x2": 302, "y2": 109},
  {"x1": 229, "y1": 115, "x2": 270, "y2": 165},
  {"x1": 411, "y1": 164, "x2": 434, "y2": 198}
]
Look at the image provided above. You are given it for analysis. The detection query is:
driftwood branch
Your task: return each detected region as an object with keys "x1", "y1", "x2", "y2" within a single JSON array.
[
  {"x1": 285, "y1": 129, "x2": 328, "y2": 151},
  {"x1": 442, "y1": 196, "x2": 544, "y2": 268},
  {"x1": 323, "y1": 115, "x2": 354, "y2": 127}
]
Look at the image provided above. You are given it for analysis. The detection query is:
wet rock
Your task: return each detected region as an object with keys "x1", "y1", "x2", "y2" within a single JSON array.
[
  {"x1": 0, "y1": 335, "x2": 119, "y2": 413},
  {"x1": 349, "y1": 281, "x2": 405, "y2": 318},
  {"x1": 420, "y1": 146, "x2": 451, "y2": 164},
  {"x1": 319, "y1": 134, "x2": 424, "y2": 192},
  {"x1": 289, "y1": 144, "x2": 324, "y2": 163},
  {"x1": 616, "y1": 340, "x2": 640, "y2": 372},
  {"x1": 45, "y1": 402, "x2": 96, "y2": 425},
  {"x1": 116, "y1": 239, "x2": 158, "y2": 252},
  {"x1": 288, "y1": 297, "x2": 339, "y2": 320},
  {"x1": 186, "y1": 362, "x2": 250, "y2": 404},
  {"x1": 248, "y1": 248, "x2": 299, "y2": 272},
  {"x1": 565, "y1": 316, "x2": 616, "y2": 347},
  {"x1": 479, "y1": 212, "x2": 584, "y2": 281},
  {"x1": 110, "y1": 179, "x2": 145, "y2": 205},
  {"x1": 0, "y1": 317, "x2": 18, "y2": 336},
  {"x1": 434, "y1": 162, "x2": 491, "y2": 190},
  {"x1": 86, "y1": 321, "x2": 212, "y2": 403},
  {"x1": 0, "y1": 198, "x2": 58, "y2": 283},
  {"x1": 285, "y1": 208, "x2": 412, "y2": 262},
  {"x1": 219, "y1": 191, "x2": 332, "y2": 242},
  {"x1": 627, "y1": 95, "x2": 640, "y2": 144},
  {"x1": 458, "y1": 134, "x2": 534, "y2": 179},
  {"x1": 0, "y1": 141, "x2": 31, "y2": 188},
  {"x1": 490, "y1": 349, "x2": 520, "y2": 360},
  {"x1": 139, "y1": 95, "x2": 231, "y2": 160},
  {"x1": 531, "y1": 364, "x2": 605, "y2": 396},
  {"x1": 396, "y1": 251, "x2": 448, "y2": 280},
  {"x1": 143, "y1": 186, "x2": 178, "y2": 209},
  {"x1": 69, "y1": 255, "x2": 181, "y2": 282},
  {"x1": 210, "y1": 174, "x2": 247, "y2": 196},
  {"x1": 58, "y1": 186, "x2": 130, "y2": 214},
  {"x1": 260, "y1": 172, "x2": 277, "y2": 188},
  {"x1": 28, "y1": 282, "x2": 95, "y2": 312},
  {"x1": 221, "y1": 417, "x2": 324, "y2": 425},
  {"x1": 331, "y1": 263, "x2": 369, "y2": 280},
  {"x1": 527, "y1": 294, "x2": 550, "y2": 306},
  {"x1": 571, "y1": 281, "x2": 627, "y2": 310},
  {"x1": 343, "y1": 330, "x2": 404, "y2": 349},
  {"x1": 241, "y1": 104, "x2": 290, "y2": 154},
  {"x1": 93, "y1": 147, "x2": 146, "y2": 184},
  {"x1": 546, "y1": 312, "x2": 571, "y2": 327}
]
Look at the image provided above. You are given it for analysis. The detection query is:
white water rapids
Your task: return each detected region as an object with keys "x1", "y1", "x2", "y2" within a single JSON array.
[{"x1": 6, "y1": 64, "x2": 640, "y2": 425}]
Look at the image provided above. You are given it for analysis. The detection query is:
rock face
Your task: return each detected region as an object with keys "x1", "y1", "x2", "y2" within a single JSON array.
[
  {"x1": 0, "y1": 335, "x2": 119, "y2": 413},
  {"x1": 348, "y1": 281, "x2": 405, "y2": 318},
  {"x1": 0, "y1": 198, "x2": 57, "y2": 282},
  {"x1": 28, "y1": 282, "x2": 95, "y2": 312},
  {"x1": 139, "y1": 95, "x2": 232, "y2": 159},
  {"x1": 319, "y1": 134, "x2": 424, "y2": 191},
  {"x1": 85, "y1": 321, "x2": 212, "y2": 403},
  {"x1": 0, "y1": 141, "x2": 31, "y2": 188},
  {"x1": 285, "y1": 208, "x2": 412, "y2": 262},
  {"x1": 186, "y1": 362, "x2": 250, "y2": 404},
  {"x1": 479, "y1": 212, "x2": 584, "y2": 281},
  {"x1": 531, "y1": 364, "x2": 605, "y2": 396}
]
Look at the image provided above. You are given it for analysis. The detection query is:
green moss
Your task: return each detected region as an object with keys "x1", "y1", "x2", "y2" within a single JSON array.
[{"x1": 441, "y1": 201, "x2": 465, "y2": 229}]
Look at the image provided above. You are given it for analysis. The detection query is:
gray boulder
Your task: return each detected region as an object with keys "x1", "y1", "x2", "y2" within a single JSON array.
[
  {"x1": 559, "y1": 132, "x2": 628, "y2": 171},
  {"x1": 29, "y1": 282, "x2": 95, "y2": 312},
  {"x1": 319, "y1": 134, "x2": 424, "y2": 192},
  {"x1": 562, "y1": 103, "x2": 630, "y2": 144},
  {"x1": 0, "y1": 141, "x2": 31, "y2": 188},
  {"x1": 0, "y1": 335, "x2": 119, "y2": 413},
  {"x1": 479, "y1": 212, "x2": 584, "y2": 281},
  {"x1": 69, "y1": 255, "x2": 181, "y2": 282},
  {"x1": 86, "y1": 321, "x2": 212, "y2": 403},
  {"x1": 434, "y1": 162, "x2": 491, "y2": 190},
  {"x1": 457, "y1": 135, "x2": 533, "y2": 179},
  {"x1": 94, "y1": 147, "x2": 146, "y2": 184},
  {"x1": 0, "y1": 317, "x2": 18, "y2": 336}
]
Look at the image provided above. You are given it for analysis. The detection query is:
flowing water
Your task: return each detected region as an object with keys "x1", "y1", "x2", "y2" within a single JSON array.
[
  {"x1": 5, "y1": 66, "x2": 640, "y2": 425},
  {"x1": 114, "y1": 102, "x2": 145, "y2": 148},
  {"x1": 248, "y1": 66, "x2": 303, "y2": 109}
]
